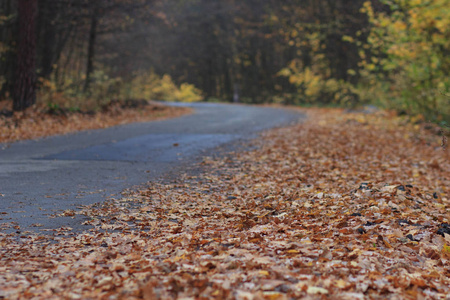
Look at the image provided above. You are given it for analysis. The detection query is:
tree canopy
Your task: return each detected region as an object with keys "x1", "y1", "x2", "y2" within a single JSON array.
[{"x1": 0, "y1": 0, "x2": 448, "y2": 121}]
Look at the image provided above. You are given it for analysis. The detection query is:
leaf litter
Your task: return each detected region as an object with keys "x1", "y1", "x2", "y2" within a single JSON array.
[
  {"x1": 0, "y1": 108, "x2": 449, "y2": 299},
  {"x1": 0, "y1": 100, "x2": 191, "y2": 144}
]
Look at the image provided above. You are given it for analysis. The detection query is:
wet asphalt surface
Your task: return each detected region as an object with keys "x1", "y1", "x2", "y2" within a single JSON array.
[{"x1": 0, "y1": 103, "x2": 304, "y2": 234}]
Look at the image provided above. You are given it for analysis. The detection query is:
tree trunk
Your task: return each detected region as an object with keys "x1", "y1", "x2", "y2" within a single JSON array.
[
  {"x1": 38, "y1": 0, "x2": 56, "y2": 79},
  {"x1": 13, "y1": 0, "x2": 37, "y2": 111},
  {"x1": 0, "y1": 0, "x2": 17, "y2": 99},
  {"x1": 84, "y1": 6, "x2": 99, "y2": 93}
]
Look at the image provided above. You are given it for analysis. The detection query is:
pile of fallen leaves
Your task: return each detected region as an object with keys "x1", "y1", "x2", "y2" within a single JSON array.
[
  {"x1": 1, "y1": 108, "x2": 449, "y2": 299},
  {"x1": 0, "y1": 100, "x2": 190, "y2": 144}
]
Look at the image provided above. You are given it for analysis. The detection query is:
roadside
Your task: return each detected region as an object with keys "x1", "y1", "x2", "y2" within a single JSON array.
[
  {"x1": 0, "y1": 103, "x2": 302, "y2": 234},
  {"x1": 1, "y1": 107, "x2": 448, "y2": 299},
  {"x1": 0, "y1": 100, "x2": 191, "y2": 144}
]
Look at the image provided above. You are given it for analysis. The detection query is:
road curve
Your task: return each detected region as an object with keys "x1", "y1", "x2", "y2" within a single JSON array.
[{"x1": 0, "y1": 103, "x2": 304, "y2": 233}]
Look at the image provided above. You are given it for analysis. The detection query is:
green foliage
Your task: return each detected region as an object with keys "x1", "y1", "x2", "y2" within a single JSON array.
[{"x1": 357, "y1": 0, "x2": 450, "y2": 122}]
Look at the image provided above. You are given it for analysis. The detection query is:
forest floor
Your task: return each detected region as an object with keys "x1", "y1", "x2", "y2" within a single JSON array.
[
  {"x1": 1, "y1": 107, "x2": 450, "y2": 299},
  {"x1": 0, "y1": 100, "x2": 191, "y2": 144}
]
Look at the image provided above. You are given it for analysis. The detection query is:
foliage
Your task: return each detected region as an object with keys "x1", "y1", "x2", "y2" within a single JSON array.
[
  {"x1": 279, "y1": 60, "x2": 359, "y2": 106},
  {"x1": 37, "y1": 70, "x2": 203, "y2": 111},
  {"x1": 175, "y1": 83, "x2": 204, "y2": 103},
  {"x1": 1, "y1": 0, "x2": 449, "y2": 119},
  {"x1": 357, "y1": 0, "x2": 450, "y2": 122},
  {"x1": 267, "y1": 1, "x2": 367, "y2": 106},
  {"x1": 37, "y1": 71, "x2": 120, "y2": 111},
  {"x1": 277, "y1": 0, "x2": 450, "y2": 120},
  {"x1": 124, "y1": 72, "x2": 203, "y2": 103}
]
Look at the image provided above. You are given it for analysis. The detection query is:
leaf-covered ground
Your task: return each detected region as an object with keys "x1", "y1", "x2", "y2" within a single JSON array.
[
  {"x1": 1, "y1": 108, "x2": 449, "y2": 299},
  {"x1": 0, "y1": 100, "x2": 190, "y2": 144}
]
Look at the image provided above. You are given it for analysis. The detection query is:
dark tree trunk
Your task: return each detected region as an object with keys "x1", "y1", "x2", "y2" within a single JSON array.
[
  {"x1": 38, "y1": 0, "x2": 56, "y2": 79},
  {"x1": 0, "y1": 0, "x2": 17, "y2": 99},
  {"x1": 84, "y1": 6, "x2": 99, "y2": 93},
  {"x1": 13, "y1": 0, "x2": 37, "y2": 111}
]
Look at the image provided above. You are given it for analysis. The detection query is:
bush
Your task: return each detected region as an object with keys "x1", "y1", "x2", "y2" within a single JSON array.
[
  {"x1": 123, "y1": 72, "x2": 203, "y2": 103},
  {"x1": 36, "y1": 70, "x2": 203, "y2": 112}
]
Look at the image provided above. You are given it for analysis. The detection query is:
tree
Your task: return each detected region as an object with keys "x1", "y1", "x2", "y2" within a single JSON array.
[
  {"x1": 358, "y1": 0, "x2": 450, "y2": 121},
  {"x1": 0, "y1": 0, "x2": 16, "y2": 100},
  {"x1": 13, "y1": 0, "x2": 37, "y2": 111},
  {"x1": 83, "y1": 3, "x2": 99, "y2": 93}
]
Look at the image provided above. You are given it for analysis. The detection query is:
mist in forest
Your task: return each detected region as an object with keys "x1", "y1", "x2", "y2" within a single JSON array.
[{"x1": 1, "y1": 0, "x2": 448, "y2": 121}]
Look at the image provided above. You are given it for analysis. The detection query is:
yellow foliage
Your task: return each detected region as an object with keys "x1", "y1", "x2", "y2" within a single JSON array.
[
  {"x1": 175, "y1": 83, "x2": 203, "y2": 103},
  {"x1": 279, "y1": 59, "x2": 356, "y2": 105},
  {"x1": 443, "y1": 244, "x2": 450, "y2": 257},
  {"x1": 359, "y1": 0, "x2": 450, "y2": 121},
  {"x1": 149, "y1": 74, "x2": 179, "y2": 101},
  {"x1": 127, "y1": 72, "x2": 203, "y2": 103},
  {"x1": 36, "y1": 69, "x2": 203, "y2": 111}
]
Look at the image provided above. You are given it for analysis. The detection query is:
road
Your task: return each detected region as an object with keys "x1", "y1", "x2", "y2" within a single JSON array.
[{"x1": 0, "y1": 103, "x2": 304, "y2": 233}]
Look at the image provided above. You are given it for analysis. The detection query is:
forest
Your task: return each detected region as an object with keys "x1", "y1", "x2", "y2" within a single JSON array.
[
  {"x1": 0, "y1": 0, "x2": 449, "y2": 123},
  {"x1": 1, "y1": 1, "x2": 450, "y2": 298}
]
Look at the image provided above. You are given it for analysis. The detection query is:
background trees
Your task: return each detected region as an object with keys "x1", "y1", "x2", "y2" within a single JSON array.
[
  {"x1": 0, "y1": 0, "x2": 448, "y2": 121},
  {"x1": 357, "y1": 0, "x2": 450, "y2": 121},
  {"x1": 13, "y1": 0, "x2": 37, "y2": 111}
]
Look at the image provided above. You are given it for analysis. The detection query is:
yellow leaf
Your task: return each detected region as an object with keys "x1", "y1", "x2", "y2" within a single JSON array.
[
  {"x1": 287, "y1": 249, "x2": 300, "y2": 254},
  {"x1": 262, "y1": 291, "x2": 286, "y2": 300},
  {"x1": 335, "y1": 279, "x2": 348, "y2": 288},
  {"x1": 307, "y1": 286, "x2": 328, "y2": 295},
  {"x1": 442, "y1": 244, "x2": 450, "y2": 255},
  {"x1": 435, "y1": 203, "x2": 445, "y2": 209}
]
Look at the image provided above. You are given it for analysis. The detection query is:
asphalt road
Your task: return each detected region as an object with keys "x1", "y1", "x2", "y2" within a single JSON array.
[{"x1": 0, "y1": 103, "x2": 304, "y2": 234}]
